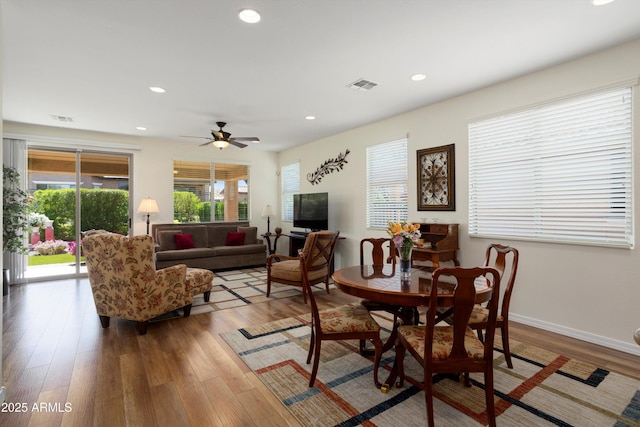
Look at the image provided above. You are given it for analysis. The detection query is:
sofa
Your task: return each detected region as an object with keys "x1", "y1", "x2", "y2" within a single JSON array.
[{"x1": 151, "y1": 221, "x2": 267, "y2": 270}]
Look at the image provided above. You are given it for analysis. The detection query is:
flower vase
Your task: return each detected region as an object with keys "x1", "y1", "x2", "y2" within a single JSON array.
[{"x1": 399, "y1": 246, "x2": 413, "y2": 279}]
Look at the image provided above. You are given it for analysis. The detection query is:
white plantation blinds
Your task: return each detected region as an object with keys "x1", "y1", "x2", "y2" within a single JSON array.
[
  {"x1": 367, "y1": 138, "x2": 408, "y2": 228},
  {"x1": 469, "y1": 86, "x2": 633, "y2": 248},
  {"x1": 281, "y1": 162, "x2": 300, "y2": 222}
]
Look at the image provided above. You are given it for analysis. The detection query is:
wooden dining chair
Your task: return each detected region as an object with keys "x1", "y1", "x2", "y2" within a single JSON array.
[
  {"x1": 301, "y1": 240, "x2": 384, "y2": 388},
  {"x1": 358, "y1": 238, "x2": 404, "y2": 354},
  {"x1": 392, "y1": 266, "x2": 501, "y2": 427},
  {"x1": 468, "y1": 243, "x2": 519, "y2": 368},
  {"x1": 266, "y1": 231, "x2": 339, "y2": 303}
]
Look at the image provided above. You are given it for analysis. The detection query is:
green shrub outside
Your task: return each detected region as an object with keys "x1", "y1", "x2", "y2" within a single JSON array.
[
  {"x1": 30, "y1": 190, "x2": 249, "y2": 236},
  {"x1": 31, "y1": 188, "x2": 128, "y2": 240}
]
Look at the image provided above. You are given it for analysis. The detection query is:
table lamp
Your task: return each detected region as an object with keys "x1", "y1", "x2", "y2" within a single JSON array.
[
  {"x1": 261, "y1": 204, "x2": 275, "y2": 235},
  {"x1": 137, "y1": 197, "x2": 159, "y2": 235}
]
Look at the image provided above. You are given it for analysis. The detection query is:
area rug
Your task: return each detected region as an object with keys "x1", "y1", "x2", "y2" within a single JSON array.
[
  {"x1": 221, "y1": 312, "x2": 640, "y2": 427},
  {"x1": 191, "y1": 267, "x2": 335, "y2": 315}
]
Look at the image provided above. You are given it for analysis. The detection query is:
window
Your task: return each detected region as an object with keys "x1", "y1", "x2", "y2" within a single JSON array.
[
  {"x1": 173, "y1": 160, "x2": 249, "y2": 222},
  {"x1": 281, "y1": 162, "x2": 300, "y2": 222},
  {"x1": 469, "y1": 86, "x2": 633, "y2": 248},
  {"x1": 366, "y1": 139, "x2": 408, "y2": 228}
]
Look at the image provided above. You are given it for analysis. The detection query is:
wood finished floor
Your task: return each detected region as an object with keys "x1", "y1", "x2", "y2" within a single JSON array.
[{"x1": 2, "y1": 277, "x2": 639, "y2": 427}]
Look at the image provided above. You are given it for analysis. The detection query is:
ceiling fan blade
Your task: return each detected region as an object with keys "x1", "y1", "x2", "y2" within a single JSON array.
[
  {"x1": 199, "y1": 140, "x2": 214, "y2": 146},
  {"x1": 228, "y1": 139, "x2": 248, "y2": 148},
  {"x1": 231, "y1": 137, "x2": 260, "y2": 142},
  {"x1": 180, "y1": 135, "x2": 212, "y2": 139}
]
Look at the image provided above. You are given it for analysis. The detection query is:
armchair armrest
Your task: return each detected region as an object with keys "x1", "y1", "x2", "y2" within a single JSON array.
[{"x1": 267, "y1": 252, "x2": 299, "y2": 267}]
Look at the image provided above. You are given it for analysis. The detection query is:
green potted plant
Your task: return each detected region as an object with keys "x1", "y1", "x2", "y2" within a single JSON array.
[{"x1": 3, "y1": 165, "x2": 30, "y2": 295}]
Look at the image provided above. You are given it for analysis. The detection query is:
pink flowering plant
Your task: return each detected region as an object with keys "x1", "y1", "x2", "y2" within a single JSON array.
[{"x1": 386, "y1": 221, "x2": 421, "y2": 260}]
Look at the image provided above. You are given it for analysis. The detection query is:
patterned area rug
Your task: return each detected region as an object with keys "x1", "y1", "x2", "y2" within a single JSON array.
[
  {"x1": 221, "y1": 312, "x2": 640, "y2": 427},
  {"x1": 189, "y1": 267, "x2": 335, "y2": 315}
]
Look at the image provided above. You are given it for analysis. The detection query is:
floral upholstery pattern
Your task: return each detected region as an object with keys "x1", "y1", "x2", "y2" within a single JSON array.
[
  {"x1": 469, "y1": 305, "x2": 504, "y2": 324},
  {"x1": 319, "y1": 304, "x2": 381, "y2": 335},
  {"x1": 185, "y1": 267, "x2": 213, "y2": 297},
  {"x1": 398, "y1": 324, "x2": 486, "y2": 361},
  {"x1": 83, "y1": 233, "x2": 193, "y2": 323}
]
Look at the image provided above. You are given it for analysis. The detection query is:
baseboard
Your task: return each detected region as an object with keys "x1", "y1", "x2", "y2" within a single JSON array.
[
  {"x1": 510, "y1": 313, "x2": 640, "y2": 357},
  {"x1": 0, "y1": 386, "x2": 6, "y2": 404}
]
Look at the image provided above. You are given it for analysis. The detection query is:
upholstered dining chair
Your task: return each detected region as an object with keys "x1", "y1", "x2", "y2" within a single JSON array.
[
  {"x1": 83, "y1": 233, "x2": 195, "y2": 335},
  {"x1": 393, "y1": 266, "x2": 501, "y2": 427},
  {"x1": 468, "y1": 243, "x2": 519, "y2": 368},
  {"x1": 300, "y1": 236, "x2": 384, "y2": 388},
  {"x1": 266, "y1": 230, "x2": 339, "y2": 303}
]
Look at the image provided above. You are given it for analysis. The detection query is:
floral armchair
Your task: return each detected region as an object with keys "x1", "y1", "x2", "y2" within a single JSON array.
[{"x1": 82, "y1": 233, "x2": 194, "y2": 335}]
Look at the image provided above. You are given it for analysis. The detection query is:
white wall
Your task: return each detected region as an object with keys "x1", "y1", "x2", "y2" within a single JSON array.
[
  {"x1": 3, "y1": 39, "x2": 639, "y2": 356},
  {"x1": 1, "y1": 123, "x2": 280, "y2": 237},
  {"x1": 278, "y1": 38, "x2": 640, "y2": 355}
]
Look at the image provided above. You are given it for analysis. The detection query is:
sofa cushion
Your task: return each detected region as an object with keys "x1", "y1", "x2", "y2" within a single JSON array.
[
  {"x1": 226, "y1": 231, "x2": 245, "y2": 246},
  {"x1": 174, "y1": 233, "x2": 195, "y2": 249},
  {"x1": 238, "y1": 226, "x2": 258, "y2": 244},
  {"x1": 187, "y1": 225, "x2": 208, "y2": 248},
  {"x1": 208, "y1": 225, "x2": 240, "y2": 247},
  {"x1": 155, "y1": 247, "x2": 216, "y2": 261},
  {"x1": 213, "y1": 243, "x2": 266, "y2": 256},
  {"x1": 158, "y1": 230, "x2": 182, "y2": 251}
]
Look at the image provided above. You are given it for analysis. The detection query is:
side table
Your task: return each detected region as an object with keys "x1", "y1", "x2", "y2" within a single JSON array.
[{"x1": 261, "y1": 232, "x2": 285, "y2": 255}]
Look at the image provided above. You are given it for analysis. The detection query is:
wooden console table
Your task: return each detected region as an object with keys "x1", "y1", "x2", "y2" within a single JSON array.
[{"x1": 412, "y1": 223, "x2": 459, "y2": 269}]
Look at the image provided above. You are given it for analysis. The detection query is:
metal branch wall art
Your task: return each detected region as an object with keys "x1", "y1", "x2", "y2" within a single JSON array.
[{"x1": 307, "y1": 149, "x2": 350, "y2": 185}]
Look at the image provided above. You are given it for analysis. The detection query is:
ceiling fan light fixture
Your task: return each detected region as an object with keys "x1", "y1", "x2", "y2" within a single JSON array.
[
  {"x1": 213, "y1": 140, "x2": 229, "y2": 149},
  {"x1": 239, "y1": 9, "x2": 261, "y2": 23}
]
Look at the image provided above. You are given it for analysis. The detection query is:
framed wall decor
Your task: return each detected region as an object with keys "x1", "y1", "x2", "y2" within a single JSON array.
[{"x1": 417, "y1": 144, "x2": 455, "y2": 211}]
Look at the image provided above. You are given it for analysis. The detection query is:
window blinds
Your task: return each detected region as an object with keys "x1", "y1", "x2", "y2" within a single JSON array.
[
  {"x1": 281, "y1": 162, "x2": 300, "y2": 222},
  {"x1": 468, "y1": 86, "x2": 633, "y2": 248},
  {"x1": 366, "y1": 139, "x2": 408, "y2": 228}
]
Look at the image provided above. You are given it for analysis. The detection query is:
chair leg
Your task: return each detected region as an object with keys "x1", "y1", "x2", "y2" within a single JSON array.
[
  {"x1": 203, "y1": 291, "x2": 211, "y2": 303},
  {"x1": 484, "y1": 369, "x2": 497, "y2": 427},
  {"x1": 183, "y1": 304, "x2": 192, "y2": 317},
  {"x1": 425, "y1": 371, "x2": 435, "y2": 427},
  {"x1": 99, "y1": 315, "x2": 110, "y2": 328},
  {"x1": 324, "y1": 278, "x2": 331, "y2": 295},
  {"x1": 266, "y1": 272, "x2": 272, "y2": 297},
  {"x1": 371, "y1": 337, "x2": 383, "y2": 388},
  {"x1": 137, "y1": 321, "x2": 149, "y2": 335},
  {"x1": 306, "y1": 328, "x2": 315, "y2": 364},
  {"x1": 477, "y1": 328, "x2": 485, "y2": 343},
  {"x1": 308, "y1": 334, "x2": 322, "y2": 387},
  {"x1": 501, "y1": 323, "x2": 513, "y2": 368},
  {"x1": 302, "y1": 285, "x2": 307, "y2": 304}
]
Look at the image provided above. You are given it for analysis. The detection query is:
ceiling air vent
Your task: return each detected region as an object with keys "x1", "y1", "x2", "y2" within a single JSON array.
[
  {"x1": 50, "y1": 114, "x2": 74, "y2": 123},
  {"x1": 347, "y1": 78, "x2": 378, "y2": 92}
]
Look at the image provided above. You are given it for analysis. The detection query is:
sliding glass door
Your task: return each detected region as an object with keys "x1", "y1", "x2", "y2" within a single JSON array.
[{"x1": 26, "y1": 148, "x2": 131, "y2": 280}]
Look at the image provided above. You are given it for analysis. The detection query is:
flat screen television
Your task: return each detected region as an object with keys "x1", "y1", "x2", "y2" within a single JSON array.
[{"x1": 293, "y1": 192, "x2": 328, "y2": 231}]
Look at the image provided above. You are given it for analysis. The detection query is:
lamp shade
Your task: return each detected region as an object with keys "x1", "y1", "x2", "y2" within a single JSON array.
[
  {"x1": 261, "y1": 204, "x2": 275, "y2": 217},
  {"x1": 137, "y1": 197, "x2": 159, "y2": 214}
]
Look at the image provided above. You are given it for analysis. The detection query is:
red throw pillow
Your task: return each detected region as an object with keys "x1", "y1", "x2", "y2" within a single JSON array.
[
  {"x1": 174, "y1": 233, "x2": 195, "y2": 250},
  {"x1": 226, "y1": 231, "x2": 245, "y2": 246}
]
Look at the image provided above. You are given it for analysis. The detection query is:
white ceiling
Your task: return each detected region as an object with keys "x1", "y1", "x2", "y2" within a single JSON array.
[{"x1": 3, "y1": 0, "x2": 640, "y2": 152}]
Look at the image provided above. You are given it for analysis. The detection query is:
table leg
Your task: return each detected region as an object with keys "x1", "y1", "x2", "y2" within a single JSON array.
[{"x1": 380, "y1": 306, "x2": 418, "y2": 392}]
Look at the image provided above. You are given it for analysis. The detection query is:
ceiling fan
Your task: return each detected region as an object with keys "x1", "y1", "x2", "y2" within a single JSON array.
[{"x1": 182, "y1": 121, "x2": 260, "y2": 149}]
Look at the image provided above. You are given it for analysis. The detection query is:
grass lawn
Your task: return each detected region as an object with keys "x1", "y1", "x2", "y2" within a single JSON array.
[{"x1": 28, "y1": 254, "x2": 84, "y2": 266}]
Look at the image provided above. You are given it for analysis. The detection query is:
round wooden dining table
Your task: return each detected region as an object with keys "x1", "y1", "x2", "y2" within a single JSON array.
[{"x1": 332, "y1": 264, "x2": 493, "y2": 309}]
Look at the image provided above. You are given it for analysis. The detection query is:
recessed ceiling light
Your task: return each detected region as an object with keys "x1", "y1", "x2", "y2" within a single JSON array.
[
  {"x1": 149, "y1": 86, "x2": 166, "y2": 93},
  {"x1": 239, "y1": 9, "x2": 261, "y2": 23},
  {"x1": 136, "y1": 126, "x2": 147, "y2": 131},
  {"x1": 305, "y1": 116, "x2": 316, "y2": 120},
  {"x1": 592, "y1": 0, "x2": 614, "y2": 5},
  {"x1": 411, "y1": 73, "x2": 427, "y2": 81}
]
